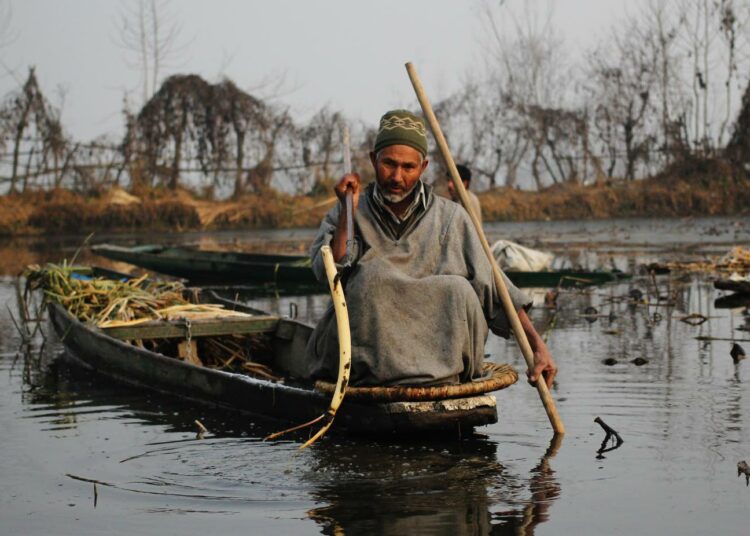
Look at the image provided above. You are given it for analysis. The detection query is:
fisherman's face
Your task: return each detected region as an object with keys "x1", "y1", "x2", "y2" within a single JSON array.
[{"x1": 370, "y1": 145, "x2": 428, "y2": 203}]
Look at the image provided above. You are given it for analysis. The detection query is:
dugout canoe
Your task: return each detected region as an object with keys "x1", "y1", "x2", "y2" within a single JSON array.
[
  {"x1": 92, "y1": 243, "x2": 628, "y2": 288},
  {"x1": 47, "y1": 291, "x2": 515, "y2": 436},
  {"x1": 91, "y1": 243, "x2": 316, "y2": 285}
]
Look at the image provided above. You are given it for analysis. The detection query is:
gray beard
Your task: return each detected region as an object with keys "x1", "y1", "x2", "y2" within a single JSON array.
[{"x1": 378, "y1": 181, "x2": 419, "y2": 204}]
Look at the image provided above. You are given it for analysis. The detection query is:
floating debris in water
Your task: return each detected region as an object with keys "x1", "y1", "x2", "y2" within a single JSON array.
[
  {"x1": 631, "y1": 357, "x2": 649, "y2": 366},
  {"x1": 679, "y1": 313, "x2": 709, "y2": 326},
  {"x1": 731, "y1": 343, "x2": 747, "y2": 364},
  {"x1": 628, "y1": 289, "x2": 644, "y2": 301},
  {"x1": 195, "y1": 419, "x2": 209, "y2": 439},
  {"x1": 651, "y1": 246, "x2": 750, "y2": 275},
  {"x1": 582, "y1": 306, "x2": 599, "y2": 323},
  {"x1": 594, "y1": 417, "x2": 624, "y2": 458},
  {"x1": 602, "y1": 358, "x2": 618, "y2": 366}
]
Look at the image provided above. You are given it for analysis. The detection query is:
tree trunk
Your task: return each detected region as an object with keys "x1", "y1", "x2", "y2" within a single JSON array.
[
  {"x1": 169, "y1": 104, "x2": 189, "y2": 190},
  {"x1": 10, "y1": 101, "x2": 33, "y2": 194},
  {"x1": 624, "y1": 120, "x2": 635, "y2": 181},
  {"x1": 233, "y1": 130, "x2": 245, "y2": 198}
]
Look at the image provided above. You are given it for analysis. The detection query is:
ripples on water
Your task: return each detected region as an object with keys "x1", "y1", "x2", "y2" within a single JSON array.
[{"x1": 1, "y1": 217, "x2": 749, "y2": 534}]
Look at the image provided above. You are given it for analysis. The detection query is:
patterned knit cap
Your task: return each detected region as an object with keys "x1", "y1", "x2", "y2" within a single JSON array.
[{"x1": 374, "y1": 109, "x2": 428, "y2": 157}]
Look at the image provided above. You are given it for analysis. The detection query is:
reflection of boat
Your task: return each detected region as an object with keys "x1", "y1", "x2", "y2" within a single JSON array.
[
  {"x1": 714, "y1": 277, "x2": 750, "y2": 308},
  {"x1": 714, "y1": 292, "x2": 750, "y2": 309},
  {"x1": 92, "y1": 243, "x2": 628, "y2": 288},
  {"x1": 714, "y1": 278, "x2": 750, "y2": 295},
  {"x1": 307, "y1": 434, "x2": 563, "y2": 535},
  {"x1": 48, "y1": 288, "x2": 515, "y2": 435}
]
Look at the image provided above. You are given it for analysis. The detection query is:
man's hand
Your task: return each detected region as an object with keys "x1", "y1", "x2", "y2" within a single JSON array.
[
  {"x1": 517, "y1": 308, "x2": 557, "y2": 389},
  {"x1": 334, "y1": 173, "x2": 361, "y2": 209},
  {"x1": 527, "y1": 337, "x2": 557, "y2": 389}
]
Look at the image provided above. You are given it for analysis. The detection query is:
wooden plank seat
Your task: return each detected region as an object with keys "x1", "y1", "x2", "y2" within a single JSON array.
[{"x1": 100, "y1": 315, "x2": 279, "y2": 340}]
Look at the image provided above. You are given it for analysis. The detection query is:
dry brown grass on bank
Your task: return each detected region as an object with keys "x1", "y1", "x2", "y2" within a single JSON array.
[
  {"x1": 1, "y1": 163, "x2": 748, "y2": 237},
  {"x1": 479, "y1": 168, "x2": 750, "y2": 221},
  {"x1": 0, "y1": 187, "x2": 337, "y2": 236}
]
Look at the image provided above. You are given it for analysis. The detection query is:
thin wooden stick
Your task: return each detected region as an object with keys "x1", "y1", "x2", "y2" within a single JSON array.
[
  {"x1": 264, "y1": 245, "x2": 351, "y2": 447},
  {"x1": 300, "y1": 245, "x2": 352, "y2": 448},
  {"x1": 405, "y1": 62, "x2": 565, "y2": 434}
]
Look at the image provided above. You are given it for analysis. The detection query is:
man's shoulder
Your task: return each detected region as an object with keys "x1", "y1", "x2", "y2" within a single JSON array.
[
  {"x1": 431, "y1": 192, "x2": 473, "y2": 224},
  {"x1": 428, "y1": 190, "x2": 460, "y2": 213}
]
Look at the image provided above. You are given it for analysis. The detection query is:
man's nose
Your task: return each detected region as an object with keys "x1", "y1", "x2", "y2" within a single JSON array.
[{"x1": 391, "y1": 165, "x2": 404, "y2": 182}]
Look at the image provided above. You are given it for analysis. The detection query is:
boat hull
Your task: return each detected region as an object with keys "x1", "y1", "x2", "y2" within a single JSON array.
[
  {"x1": 92, "y1": 244, "x2": 316, "y2": 285},
  {"x1": 48, "y1": 304, "x2": 498, "y2": 435},
  {"x1": 92, "y1": 243, "x2": 628, "y2": 288}
]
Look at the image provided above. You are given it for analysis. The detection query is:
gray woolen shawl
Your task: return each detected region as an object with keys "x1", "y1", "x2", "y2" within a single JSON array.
[{"x1": 306, "y1": 183, "x2": 531, "y2": 387}]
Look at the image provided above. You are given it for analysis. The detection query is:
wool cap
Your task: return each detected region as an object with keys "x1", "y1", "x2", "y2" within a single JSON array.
[{"x1": 373, "y1": 109, "x2": 428, "y2": 157}]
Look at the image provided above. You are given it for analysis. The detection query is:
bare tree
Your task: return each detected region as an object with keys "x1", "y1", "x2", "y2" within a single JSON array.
[
  {"x1": 300, "y1": 107, "x2": 346, "y2": 193},
  {"x1": 0, "y1": 68, "x2": 68, "y2": 193},
  {"x1": 0, "y1": 0, "x2": 22, "y2": 84},
  {"x1": 586, "y1": 14, "x2": 661, "y2": 180},
  {"x1": 116, "y1": 0, "x2": 185, "y2": 105},
  {"x1": 126, "y1": 73, "x2": 297, "y2": 197},
  {"x1": 437, "y1": 0, "x2": 576, "y2": 189},
  {"x1": 0, "y1": 0, "x2": 15, "y2": 48}
]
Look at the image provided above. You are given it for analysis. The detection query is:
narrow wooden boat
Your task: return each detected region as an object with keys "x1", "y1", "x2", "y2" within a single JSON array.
[
  {"x1": 91, "y1": 243, "x2": 315, "y2": 285},
  {"x1": 47, "y1": 290, "x2": 515, "y2": 436},
  {"x1": 92, "y1": 243, "x2": 628, "y2": 288}
]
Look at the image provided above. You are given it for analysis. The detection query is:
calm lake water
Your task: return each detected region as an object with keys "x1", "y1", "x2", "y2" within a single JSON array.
[{"x1": 1, "y1": 216, "x2": 750, "y2": 535}]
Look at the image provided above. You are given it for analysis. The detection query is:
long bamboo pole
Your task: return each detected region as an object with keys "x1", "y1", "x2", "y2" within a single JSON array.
[{"x1": 405, "y1": 62, "x2": 565, "y2": 434}]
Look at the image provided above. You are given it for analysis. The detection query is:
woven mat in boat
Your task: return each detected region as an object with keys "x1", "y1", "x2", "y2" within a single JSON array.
[{"x1": 314, "y1": 362, "x2": 518, "y2": 402}]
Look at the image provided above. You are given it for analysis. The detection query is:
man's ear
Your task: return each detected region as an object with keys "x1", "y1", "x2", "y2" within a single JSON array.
[
  {"x1": 369, "y1": 151, "x2": 377, "y2": 169},
  {"x1": 420, "y1": 158, "x2": 429, "y2": 174}
]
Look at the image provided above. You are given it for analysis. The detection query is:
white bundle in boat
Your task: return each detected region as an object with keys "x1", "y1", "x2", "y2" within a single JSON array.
[{"x1": 491, "y1": 239, "x2": 554, "y2": 271}]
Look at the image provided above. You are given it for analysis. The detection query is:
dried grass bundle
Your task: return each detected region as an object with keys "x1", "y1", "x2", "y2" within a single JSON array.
[{"x1": 23, "y1": 263, "x2": 245, "y2": 326}]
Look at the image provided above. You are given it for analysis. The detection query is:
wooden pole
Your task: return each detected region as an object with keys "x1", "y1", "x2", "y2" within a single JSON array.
[
  {"x1": 342, "y1": 126, "x2": 354, "y2": 263},
  {"x1": 405, "y1": 62, "x2": 565, "y2": 435}
]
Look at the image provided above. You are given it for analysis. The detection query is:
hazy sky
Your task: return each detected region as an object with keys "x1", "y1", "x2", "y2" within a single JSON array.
[{"x1": 0, "y1": 0, "x2": 629, "y2": 141}]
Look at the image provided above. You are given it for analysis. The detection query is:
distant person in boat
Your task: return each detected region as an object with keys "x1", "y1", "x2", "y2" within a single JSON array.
[
  {"x1": 306, "y1": 109, "x2": 557, "y2": 388},
  {"x1": 447, "y1": 163, "x2": 482, "y2": 222}
]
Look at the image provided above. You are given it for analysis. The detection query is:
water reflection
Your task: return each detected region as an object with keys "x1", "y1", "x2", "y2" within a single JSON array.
[
  {"x1": 306, "y1": 434, "x2": 562, "y2": 535},
  {"x1": 3, "y1": 218, "x2": 750, "y2": 534}
]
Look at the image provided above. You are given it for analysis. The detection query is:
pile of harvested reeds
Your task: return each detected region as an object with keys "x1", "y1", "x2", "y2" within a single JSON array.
[
  {"x1": 662, "y1": 246, "x2": 750, "y2": 275},
  {"x1": 23, "y1": 263, "x2": 247, "y2": 328},
  {"x1": 201, "y1": 335, "x2": 279, "y2": 380}
]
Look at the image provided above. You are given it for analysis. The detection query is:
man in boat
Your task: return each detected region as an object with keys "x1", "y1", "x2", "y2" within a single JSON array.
[
  {"x1": 306, "y1": 109, "x2": 557, "y2": 388},
  {"x1": 447, "y1": 163, "x2": 482, "y2": 222}
]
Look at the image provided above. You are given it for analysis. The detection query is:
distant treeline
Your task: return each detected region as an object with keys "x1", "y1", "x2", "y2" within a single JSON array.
[{"x1": 2, "y1": 1, "x2": 750, "y2": 198}]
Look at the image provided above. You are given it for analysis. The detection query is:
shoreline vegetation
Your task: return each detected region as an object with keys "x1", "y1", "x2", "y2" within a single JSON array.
[
  {"x1": 2, "y1": 157, "x2": 747, "y2": 237},
  {"x1": 4, "y1": 3, "x2": 750, "y2": 240}
]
